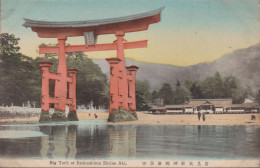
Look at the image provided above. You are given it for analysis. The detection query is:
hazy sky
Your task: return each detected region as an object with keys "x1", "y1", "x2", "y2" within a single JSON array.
[{"x1": 1, "y1": 0, "x2": 259, "y2": 66}]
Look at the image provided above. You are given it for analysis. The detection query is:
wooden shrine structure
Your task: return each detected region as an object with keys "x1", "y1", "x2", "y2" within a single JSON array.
[{"x1": 23, "y1": 7, "x2": 164, "y2": 121}]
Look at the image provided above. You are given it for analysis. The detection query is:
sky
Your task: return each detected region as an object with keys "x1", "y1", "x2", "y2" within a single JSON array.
[{"x1": 1, "y1": 0, "x2": 259, "y2": 66}]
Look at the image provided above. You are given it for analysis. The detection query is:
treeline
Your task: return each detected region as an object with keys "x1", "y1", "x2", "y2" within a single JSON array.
[
  {"x1": 0, "y1": 33, "x2": 109, "y2": 108},
  {"x1": 0, "y1": 33, "x2": 256, "y2": 111},
  {"x1": 136, "y1": 71, "x2": 254, "y2": 111}
]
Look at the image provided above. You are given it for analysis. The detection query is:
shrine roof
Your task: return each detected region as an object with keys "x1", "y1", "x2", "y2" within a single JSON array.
[{"x1": 23, "y1": 7, "x2": 164, "y2": 28}]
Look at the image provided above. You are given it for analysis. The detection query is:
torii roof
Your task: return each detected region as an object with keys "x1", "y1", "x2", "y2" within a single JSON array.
[
  {"x1": 23, "y1": 7, "x2": 164, "y2": 28},
  {"x1": 23, "y1": 7, "x2": 164, "y2": 38}
]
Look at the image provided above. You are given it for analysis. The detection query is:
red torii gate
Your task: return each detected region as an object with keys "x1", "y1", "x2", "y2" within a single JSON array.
[{"x1": 23, "y1": 7, "x2": 164, "y2": 121}]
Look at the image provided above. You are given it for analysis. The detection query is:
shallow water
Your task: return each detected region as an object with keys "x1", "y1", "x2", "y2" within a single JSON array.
[{"x1": 0, "y1": 120, "x2": 259, "y2": 160}]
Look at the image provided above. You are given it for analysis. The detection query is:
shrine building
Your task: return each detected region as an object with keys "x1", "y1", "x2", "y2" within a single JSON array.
[{"x1": 150, "y1": 99, "x2": 260, "y2": 114}]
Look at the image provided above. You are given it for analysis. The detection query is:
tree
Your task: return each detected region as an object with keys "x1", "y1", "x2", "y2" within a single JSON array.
[
  {"x1": 222, "y1": 76, "x2": 237, "y2": 98},
  {"x1": 231, "y1": 87, "x2": 247, "y2": 104},
  {"x1": 158, "y1": 83, "x2": 174, "y2": 105},
  {"x1": 67, "y1": 53, "x2": 109, "y2": 107},
  {"x1": 190, "y1": 82, "x2": 203, "y2": 99},
  {"x1": 213, "y1": 72, "x2": 224, "y2": 98},
  {"x1": 198, "y1": 72, "x2": 248, "y2": 103},
  {"x1": 136, "y1": 80, "x2": 151, "y2": 101},
  {"x1": 151, "y1": 90, "x2": 159, "y2": 103},
  {"x1": 173, "y1": 80, "x2": 191, "y2": 104},
  {"x1": 0, "y1": 33, "x2": 20, "y2": 56},
  {"x1": 184, "y1": 80, "x2": 193, "y2": 90},
  {"x1": 0, "y1": 33, "x2": 38, "y2": 106},
  {"x1": 201, "y1": 72, "x2": 224, "y2": 98},
  {"x1": 136, "y1": 90, "x2": 150, "y2": 111},
  {"x1": 135, "y1": 80, "x2": 151, "y2": 111}
]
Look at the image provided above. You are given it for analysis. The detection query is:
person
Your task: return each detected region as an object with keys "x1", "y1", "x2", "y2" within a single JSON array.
[
  {"x1": 198, "y1": 111, "x2": 201, "y2": 121},
  {"x1": 89, "y1": 113, "x2": 91, "y2": 117},
  {"x1": 251, "y1": 115, "x2": 256, "y2": 120},
  {"x1": 94, "y1": 113, "x2": 98, "y2": 118},
  {"x1": 202, "y1": 112, "x2": 205, "y2": 122}
]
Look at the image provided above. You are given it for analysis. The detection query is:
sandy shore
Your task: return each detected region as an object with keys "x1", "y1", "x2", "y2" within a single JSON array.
[{"x1": 0, "y1": 112, "x2": 259, "y2": 126}]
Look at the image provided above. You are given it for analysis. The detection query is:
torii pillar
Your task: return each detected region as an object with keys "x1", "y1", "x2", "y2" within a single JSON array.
[
  {"x1": 106, "y1": 31, "x2": 139, "y2": 120},
  {"x1": 54, "y1": 37, "x2": 68, "y2": 113},
  {"x1": 115, "y1": 31, "x2": 129, "y2": 111},
  {"x1": 127, "y1": 65, "x2": 139, "y2": 114},
  {"x1": 67, "y1": 68, "x2": 79, "y2": 121},
  {"x1": 38, "y1": 61, "x2": 53, "y2": 122},
  {"x1": 106, "y1": 58, "x2": 121, "y2": 113}
]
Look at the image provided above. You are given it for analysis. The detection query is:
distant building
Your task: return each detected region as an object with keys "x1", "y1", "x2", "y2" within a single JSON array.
[
  {"x1": 189, "y1": 99, "x2": 232, "y2": 114},
  {"x1": 150, "y1": 106, "x2": 166, "y2": 113},
  {"x1": 149, "y1": 99, "x2": 260, "y2": 114},
  {"x1": 165, "y1": 104, "x2": 193, "y2": 114}
]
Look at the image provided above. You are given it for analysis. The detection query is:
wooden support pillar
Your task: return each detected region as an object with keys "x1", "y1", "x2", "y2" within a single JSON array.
[
  {"x1": 126, "y1": 65, "x2": 139, "y2": 113},
  {"x1": 115, "y1": 31, "x2": 128, "y2": 111},
  {"x1": 106, "y1": 58, "x2": 121, "y2": 115},
  {"x1": 38, "y1": 61, "x2": 53, "y2": 112},
  {"x1": 54, "y1": 37, "x2": 67, "y2": 112},
  {"x1": 67, "y1": 68, "x2": 79, "y2": 112},
  {"x1": 115, "y1": 31, "x2": 126, "y2": 60}
]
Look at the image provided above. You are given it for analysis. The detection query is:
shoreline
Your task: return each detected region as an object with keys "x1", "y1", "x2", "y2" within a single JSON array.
[{"x1": 0, "y1": 112, "x2": 259, "y2": 126}]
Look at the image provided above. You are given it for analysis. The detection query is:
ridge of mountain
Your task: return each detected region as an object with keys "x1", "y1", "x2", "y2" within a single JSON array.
[{"x1": 93, "y1": 43, "x2": 260, "y2": 91}]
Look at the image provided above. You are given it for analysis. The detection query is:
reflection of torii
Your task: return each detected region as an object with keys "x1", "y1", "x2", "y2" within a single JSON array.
[
  {"x1": 109, "y1": 126, "x2": 137, "y2": 158},
  {"x1": 23, "y1": 7, "x2": 164, "y2": 121},
  {"x1": 40, "y1": 125, "x2": 77, "y2": 159}
]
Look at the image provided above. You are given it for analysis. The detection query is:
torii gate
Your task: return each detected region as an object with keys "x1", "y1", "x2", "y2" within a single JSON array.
[{"x1": 23, "y1": 7, "x2": 164, "y2": 122}]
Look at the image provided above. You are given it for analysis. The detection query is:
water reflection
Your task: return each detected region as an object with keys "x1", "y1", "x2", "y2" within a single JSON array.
[
  {"x1": 75, "y1": 122, "x2": 109, "y2": 159},
  {"x1": 136, "y1": 125, "x2": 260, "y2": 160},
  {"x1": 40, "y1": 136, "x2": 49, "y2": 158},
  {"x1": 67, "y1": 125, "x2": 77, "y2": 158},
  {"x1": 108, "y1": 125, "x2": 136, "y2": 158},
  {"x1": 0, "y1": 121, "x2": 260, "y2": 160},
  {"x1": 39, "y1": 125, "x2": 78, "y2": 159}
]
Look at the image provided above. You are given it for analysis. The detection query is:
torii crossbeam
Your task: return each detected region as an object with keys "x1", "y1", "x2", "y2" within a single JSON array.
[
  {"x1": 23, "y1": 7, "x2": 164, "y2": 122},
  {"x1": 38, "y1": 40, "x2": 147, "y2": 54}
]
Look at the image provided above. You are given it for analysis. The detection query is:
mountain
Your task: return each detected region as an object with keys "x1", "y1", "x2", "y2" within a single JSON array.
[{"x1": 92, "y1": 43, "x2": 260, "y2": 91}]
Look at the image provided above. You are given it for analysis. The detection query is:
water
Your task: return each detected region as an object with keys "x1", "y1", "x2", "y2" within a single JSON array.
[{"x1": 0, "y1": 120, "x2": 259, "y2": 160}]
